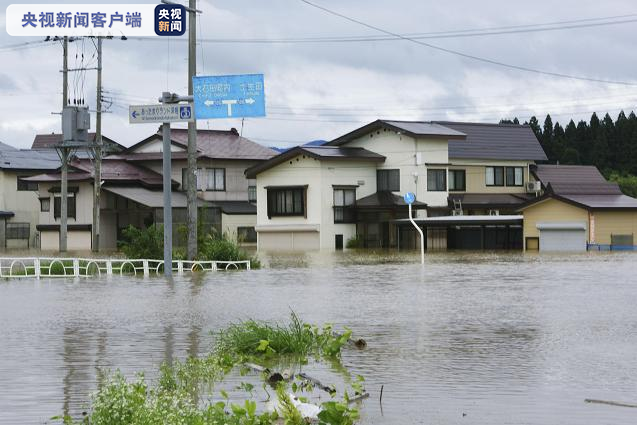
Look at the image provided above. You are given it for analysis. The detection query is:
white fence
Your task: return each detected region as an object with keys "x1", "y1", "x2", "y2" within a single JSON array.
[{"x1": 0, "y1": 257, "x2": 251, "y2": 278}]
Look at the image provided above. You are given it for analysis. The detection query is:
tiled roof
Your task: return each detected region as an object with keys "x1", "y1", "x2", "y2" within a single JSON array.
[
  {"x1": 211, "y1": 201, "x2": 256, "y2": 215},
  {"x1": 32, "y1": 133, "x2": 124, "y2": 151},
  {"x1": 436, "y1": 121, "x2": 548, "y2": 161},
  {"x1": 533, "y1": 164, "x2": 607, "y2": 187},
  {"x1": 0, "y1": 149, "x2": 61, "y2": 170},
  {"x1": 129, "y1": 128, "x2": 278, "y2": 161},
  {"x1": 559, "y1": 194, "x2": 637, "y2": 209},
  {"x1": 355, "y1": 191, "x2": 427, "y2": 209},
  {"x1": 328, "y1": 119, "x2": 466, "y2": 146},
  {"x1": 449, "y1": 193, "x2": 531, "y2": 207},
  {"x1": 245, "y1": 145, "x2": 385, "y2": 178}
]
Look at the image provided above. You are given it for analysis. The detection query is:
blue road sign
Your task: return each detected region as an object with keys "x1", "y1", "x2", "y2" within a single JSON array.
[
  {"x1": 192, "y1": 74, "x2": 265, "y2": 120},
  {"x1": 404, "y1": 192, "x2": 416, "y2": 205}
]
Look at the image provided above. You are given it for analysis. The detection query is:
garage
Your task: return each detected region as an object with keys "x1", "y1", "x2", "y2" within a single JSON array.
[
  {"x1": 256, "y1": 224, "x2": 320, "y2": 251},
  {"x1": 537, "y1": 222, "x2": 587, "y2": 252}
]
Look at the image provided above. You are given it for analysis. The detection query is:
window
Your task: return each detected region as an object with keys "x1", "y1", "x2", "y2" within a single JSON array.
[
  {"x1": 40, "y1": 197, "x2": 50, "y2": 212},
  {"x1": 237, "y1": 226, "x2": 257, "y2": 243},
  {"x1": 53, "y1": 194, "x2": 76, "y2": 219},
  {"x1": 17, "y1": 177, "x2": 38, "y2": 191},
  {"x1": 248, "y1": 185, "x2": 257, "y2": 202},
  {"x1": 486, "y1": 166, "x2": 504, "y2": 186},
  {"x1": 377, "y1": 169, "x2": 400, "y2": 191},
  {"x1": 448, "y1": 170, "x2": 466, "y2": 191},
  {"x1": 506, "y1": 167, "x2": 524, "y2": 186},
  {"x1": 206, "y1": 168, "x2": 225, "y2": 191},
  {"x1": 333, "y1": 187, "x2": 356, "y2": 223},
  {"x1": 427, "y1": 169, "x2": 446, "y2": 191},
  {"x1": 6, "y1": 223, "x2": 29, "y2": 240},
  {"x1": 267, "y1": 187, "x2": 305, "y2": 218}
]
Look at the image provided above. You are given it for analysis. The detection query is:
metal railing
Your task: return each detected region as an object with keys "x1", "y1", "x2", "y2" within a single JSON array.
[{"x1": 0, "y1": 257, "x2": 251, "y2": 278}]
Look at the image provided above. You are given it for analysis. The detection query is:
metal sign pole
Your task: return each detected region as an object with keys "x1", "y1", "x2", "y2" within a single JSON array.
[
  {"x1": 404, "y1": 192, "x2": 424, "y2": 265},
  {"x1": 162, "y1": 122, "x2": 173, "y2": 276}
]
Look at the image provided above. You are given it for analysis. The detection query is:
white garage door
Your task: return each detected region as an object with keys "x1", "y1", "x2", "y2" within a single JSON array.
[
  {"x1": 537, "y1": 222, "x2": 587, "y2": 252},
  {"x1": 258, "y1": 232, "x2": 320, "y2": 251}
]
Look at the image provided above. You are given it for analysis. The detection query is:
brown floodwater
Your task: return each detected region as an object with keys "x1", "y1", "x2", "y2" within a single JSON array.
[{"x1": 0, "y1": 250, "x2": 636, "y2": 424}]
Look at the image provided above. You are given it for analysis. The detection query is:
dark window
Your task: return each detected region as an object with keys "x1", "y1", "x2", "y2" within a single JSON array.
[
  {"x1": 505, "y1": 167, "x2": 524, "y2": 186},
  {"x1": 237, "y1": 226, "x2": 257, "y2": 243},
  {"x1": 486, "y1": 166, "x2": 504, "y2": 186},
  {"x1": 40, "y1": 198, "x2": 51, "y2": 212},
  {"x1": 333, "y1": 188, "x2": 356, "y2": 223},
  {"x1": 427, "y1": 169, "x2": 446, "y2": 191},
  {"x1": 17, "y1": 177, "x2": 38, "y2": 191},
  {"x1": 377, "y1": 169, "x2": 400, "y2": 191},
  {"x1": 206, "y1": 168, "x2": 225, "y2": 191},
  {"x1": 248, "y1": 185, "x2": 257, "y2": 202},
  {"x1": 6, "y1": 223, "x2": 29, "y2": 240},
  {"x1": 267, "y1": 187, "x2": 305, "y2": 218},
  {"x1": 53, "y1": 195, "x2": 76, "y2": 219},
  {"x1": 611, "y1": 234, "x2": 634, "y2": 247},
  {"x1": 448, "y1": 169, "x2": 466, "y2": 191}
]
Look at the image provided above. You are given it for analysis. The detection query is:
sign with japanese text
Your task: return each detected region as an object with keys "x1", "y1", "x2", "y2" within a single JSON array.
[
  {"x1": 129, "y1": 104, "x2": 194, "y2": 124},
  {"x1": 5, "y1": 4, "x2": 183, "y2": 37},
  {"x1": 192, "y1": 74, "x2": 266, "y2": 120}
]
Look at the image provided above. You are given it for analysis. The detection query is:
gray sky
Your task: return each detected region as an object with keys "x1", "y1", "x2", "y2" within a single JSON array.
[{"x1": 1, "y1": 0, "x2": 636, "y2": 149}]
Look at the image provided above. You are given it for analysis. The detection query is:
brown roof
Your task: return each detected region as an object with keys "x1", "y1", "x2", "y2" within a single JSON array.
[
  {"x1": 518, "y1": 192, "x2": 637, "y2": 211},
  {"x1": 355, "y1": 191, "x2": 427, "y2": 209},
  {"x1": 21, "y1": 158, "x2": 166, "y2": 188},
  {"x1": 449, "y1": 193, "x2": 531, "y2": 208},
  {"x1": 245, "y1": 145, "x2": 385, "y2": 178},
  {"x1": 532, "y1": 164, "x2": 607, "y2": 186},
  {"x1": 128, "y1": 127, "x2": 278, "y2": 161},
  {"x1": 32, "y1": 133, "x2": 124, "y2": 151}
]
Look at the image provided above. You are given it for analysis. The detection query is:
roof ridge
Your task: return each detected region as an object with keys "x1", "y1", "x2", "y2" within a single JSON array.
[{"x1": 434, "y1": 120, "x2": 529, "y2": 128}]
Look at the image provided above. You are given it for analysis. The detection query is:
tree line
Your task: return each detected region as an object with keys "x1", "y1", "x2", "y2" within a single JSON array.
[{"x1": 500, "y1": 112, "x2": 637, "y2": 196}]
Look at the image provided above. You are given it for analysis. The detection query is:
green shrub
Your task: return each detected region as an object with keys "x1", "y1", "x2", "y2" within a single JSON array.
[
  {"x1": 345, "y1": 235, "x2": 363, "y2": 249},
  {"x1": 118, "y1": 224, "x2": 164, "y2": 260}
]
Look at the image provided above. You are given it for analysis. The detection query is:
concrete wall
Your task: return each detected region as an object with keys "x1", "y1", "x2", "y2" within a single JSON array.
[
  {"x1": 449, "y1": 159, "x2": 535, "y2": 194},
  {"x1": 521, "y1": 198, "x2": 589, "y2": 242},
  {"x1": 593, "y1": 211, "x2": 637, "y2": 245}
]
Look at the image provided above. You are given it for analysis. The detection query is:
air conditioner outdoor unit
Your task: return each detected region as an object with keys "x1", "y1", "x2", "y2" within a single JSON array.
[{"x1": 526, "y1": 181, "x2": 541, "y2": 193}]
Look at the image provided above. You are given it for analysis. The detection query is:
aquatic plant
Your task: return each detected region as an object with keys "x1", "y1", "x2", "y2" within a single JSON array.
[
  {"x1": 215, "y1": 312, "x2": 351, "y2": 359},
  {"x1": 52, "y1": 314, "x2": 364, "y2": 425}
]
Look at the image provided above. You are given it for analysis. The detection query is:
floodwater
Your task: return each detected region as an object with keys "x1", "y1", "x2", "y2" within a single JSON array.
[{"x1": 1, "y1": 251, "x2": 637, "y2": 424}]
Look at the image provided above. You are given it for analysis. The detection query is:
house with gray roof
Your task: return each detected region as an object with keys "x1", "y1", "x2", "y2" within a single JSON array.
[{"x1": 0, "y1": 146, "x2": 62, "y2": 249}]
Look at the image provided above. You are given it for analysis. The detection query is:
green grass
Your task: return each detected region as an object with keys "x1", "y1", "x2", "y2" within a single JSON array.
[{"x1": 52, "y1": 314, "x2": 360, "y2": 425}]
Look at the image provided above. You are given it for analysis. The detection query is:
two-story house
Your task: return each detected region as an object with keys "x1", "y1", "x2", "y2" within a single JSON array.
[
  {"x1": 246, "y1": 119, "x2": 548, "y2": 252},
  {"x1": 24, "y1": 127, "x2": 277, "y2": 251}
]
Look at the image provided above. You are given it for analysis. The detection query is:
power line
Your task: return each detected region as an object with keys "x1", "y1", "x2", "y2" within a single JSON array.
[{"x1": 298, "y1": 0, "x2": 637, "y2": 86}]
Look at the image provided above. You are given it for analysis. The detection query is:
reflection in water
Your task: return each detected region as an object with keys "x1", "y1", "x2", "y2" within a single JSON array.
[{"x1": 0, "y1": 251, "x2": 636, "y2": 424}]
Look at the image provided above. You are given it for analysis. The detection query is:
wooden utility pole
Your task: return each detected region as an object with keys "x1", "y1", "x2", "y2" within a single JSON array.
[
  {"x1": 186, "y1": 0, "x2": 198, "y2": 259},
  {"x1": 92, "y1": 36, "x2": 103, "y2": 252},
  {"x1": 60, "y1": 36, "x2": 69, "y2": 253}
]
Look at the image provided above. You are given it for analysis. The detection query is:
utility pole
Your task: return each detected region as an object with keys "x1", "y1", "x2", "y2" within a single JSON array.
[
  {"x1": 92, "y1": 36, "x2": 103, "y2": 252},
  {"x1": 186, "y1": 0, "x2": 198, "y2": 260},
  {"x1": 60, "y1": 36, "x2": 69, "y2": 253}
]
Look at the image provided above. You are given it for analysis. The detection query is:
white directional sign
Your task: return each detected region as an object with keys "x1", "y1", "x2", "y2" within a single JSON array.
[{"x1": 129, "y1": 103, "x2": 194, "y2": 124}]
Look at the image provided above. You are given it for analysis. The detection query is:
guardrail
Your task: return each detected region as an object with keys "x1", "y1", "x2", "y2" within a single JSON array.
[{"x1": 0, "y1": 257, "x2": 251, "y2": 278}]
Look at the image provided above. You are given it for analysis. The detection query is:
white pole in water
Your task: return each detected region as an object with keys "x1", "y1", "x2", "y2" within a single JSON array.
[{"x1": 405, "y1": 192, "x2": 424, "y2": 265}]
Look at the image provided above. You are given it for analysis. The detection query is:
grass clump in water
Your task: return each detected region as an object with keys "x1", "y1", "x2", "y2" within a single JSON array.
[
  {"x1": 216, "y1": 312, "x2": 352, "y2": 359},
  {"x1": 52, "y1": 313, "x2": 362, "y2": 425}
]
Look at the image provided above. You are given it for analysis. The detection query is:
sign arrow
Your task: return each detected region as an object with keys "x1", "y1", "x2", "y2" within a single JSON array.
[
  {"x1": 245, "y1": 98, "x2": 255, "y2": 105},
  {"x1": 131, "y1": 110, "x2": 138, "y2": 119},
  {"x1": 204, "y1": 100, "x2": 215, "y2": 107}
]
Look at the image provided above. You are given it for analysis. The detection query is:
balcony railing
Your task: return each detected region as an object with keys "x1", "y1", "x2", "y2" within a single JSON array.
[{"x1": 333, "y1": 206, "x2": 356, "y2": 223}]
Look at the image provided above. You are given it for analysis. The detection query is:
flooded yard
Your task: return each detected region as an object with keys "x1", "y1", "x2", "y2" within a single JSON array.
[{"x1": 1, "y1": 251, "x2": 637, "y2": 424}]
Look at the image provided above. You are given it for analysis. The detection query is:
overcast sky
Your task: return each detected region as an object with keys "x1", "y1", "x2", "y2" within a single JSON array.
[{"x1": 1, "y1": 0, "x2": 636, "y2": 149}]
